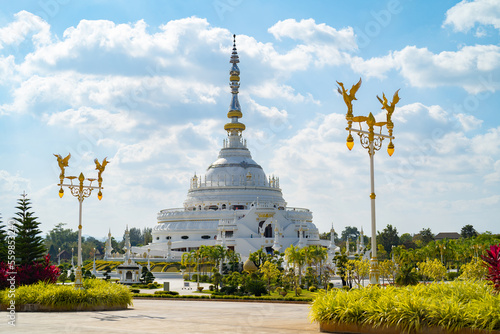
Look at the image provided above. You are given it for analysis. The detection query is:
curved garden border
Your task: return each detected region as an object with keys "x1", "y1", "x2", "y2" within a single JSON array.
[{"x1": 0, "y1": 303, "x2": 129, "y2": 312}]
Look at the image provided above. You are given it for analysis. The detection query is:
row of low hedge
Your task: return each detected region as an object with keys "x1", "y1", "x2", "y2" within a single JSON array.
[
  {"x1": 0, "y1": 279, "x2": 133, "y2": 311},
  {"x1": 311, "y1": 280, "x2": 500, "y2": 333},
  {"x1": 133, "y1": 293, "x2": 312, "y2": 302}
]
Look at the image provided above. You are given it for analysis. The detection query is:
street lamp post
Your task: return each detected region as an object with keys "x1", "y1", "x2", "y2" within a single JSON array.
[
  {"x1": 58, "y1": 247, "x2": 61, "y2": 266},
  {"x1": 337, "y1": 78, "x2": 400, "y2": 285},
  {"x1": 92, "y1": 247, "x2": 97, "y2": 276},
  {"x1": 54, "y1": 153, "x2": 109, "y2": 289}
]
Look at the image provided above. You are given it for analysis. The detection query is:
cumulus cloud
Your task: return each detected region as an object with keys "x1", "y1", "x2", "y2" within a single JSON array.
[
  {"x1": 444, "y1": 0, "x2": 500, "y2": 33},
  {"x1": 44, "y1": 107, "x2": 138, "y2": 133},
  {"x1": 0, "y1": 10, "x2": 51, "y2": 50},
  {"x1": 392, "y1": 45, "x2": 500, "y2": 93},
  {"x1": 245, "y1": 97, "x2": 289, "y2": 121},
  {"x1": 247, "y1": 81, "x2": 319, "y2": 104}
]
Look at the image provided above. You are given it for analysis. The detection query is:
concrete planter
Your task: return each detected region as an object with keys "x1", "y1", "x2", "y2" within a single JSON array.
[
  {"x1": 319, "y1": 322, "x2": 500, "y2": 334},
  {"x1": 1, "y1": 303, "x2": 128, "y2": 312}
]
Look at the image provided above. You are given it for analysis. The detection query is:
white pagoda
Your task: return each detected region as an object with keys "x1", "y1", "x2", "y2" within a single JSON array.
[{"x1": 132, "y1": 35, "x2": 326, "y2": 260}]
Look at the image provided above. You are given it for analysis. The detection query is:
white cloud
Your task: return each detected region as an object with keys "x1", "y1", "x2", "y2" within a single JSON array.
[
  {"x1": 44, "y1": 107, "x2": 138, "y2": 133},
  {"x1": 455, "y1": 113, "x2": 483, "y2": 131},
  {"x1": 268, "y1": 18, "x2": 357, "y2": 51},
  {"x1": 444, "y1": 0, "x2": 500, "y2": 33},
  {"x1": 0, "y1": 170, "x2": 31, "y2": 198},
  {"x1": 393, "y1": 45, "x2": 500, "y2": 93},
  {"x1": 350, "y1": 54, "x2": 396, "y2": 79},
  {"x1": 0, "y1": 11, "x2": 51, "y2": 50},
  {"x1": 485, "y1": 160, "x2": 500, "y2": 183},
  {"x1": 245, "y1": 97, "x2": 289, "y2": 121},
  {"x1": 247, "y1": 81, "x2": 319, "y2": 104}
]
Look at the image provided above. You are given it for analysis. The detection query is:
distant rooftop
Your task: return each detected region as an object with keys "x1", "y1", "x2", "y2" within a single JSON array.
[{"x1": 435, "y1": 232, "x2": 461, "y2": 240}]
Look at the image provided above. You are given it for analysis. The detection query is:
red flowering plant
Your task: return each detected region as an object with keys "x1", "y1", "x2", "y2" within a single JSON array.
[
  {"x1": 482, "y1": 244, "x2": 500, "y2": 292},
  {"x1": 0, "y1": 254, "x2": 60, "y2": 288}
]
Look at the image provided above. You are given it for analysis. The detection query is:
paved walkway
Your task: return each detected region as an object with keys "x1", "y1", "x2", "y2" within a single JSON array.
[{"x1": 2, "y1": 299, "x2": 319, "y2": 333}]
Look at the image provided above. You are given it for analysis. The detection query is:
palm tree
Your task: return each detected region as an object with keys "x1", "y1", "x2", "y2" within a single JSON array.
[
  {"x1": 285, "y1": 245, "x2": 306, "y2": 296},
  {"x1": 226, "y1": 249, "x2": 241, "y2": 272},
  {"x1": 181, "y1": 251, "x2": 195, "y2": 280}
]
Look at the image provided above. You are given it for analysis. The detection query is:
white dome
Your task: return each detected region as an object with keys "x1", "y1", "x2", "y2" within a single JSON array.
[{"x1": 204, "y1": 147, "x2": 267, "y2": 186}]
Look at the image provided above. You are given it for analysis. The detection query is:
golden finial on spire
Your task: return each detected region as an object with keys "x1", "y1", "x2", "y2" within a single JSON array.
[{"x1": 224, "y1": 34, "x2": 246, "y2": 134}]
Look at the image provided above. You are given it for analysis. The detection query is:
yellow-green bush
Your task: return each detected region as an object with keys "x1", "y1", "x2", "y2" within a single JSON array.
[
  {"x1": 310, "y1": 280, "x2": 500, "y2": 333},
  {"x1": 0, "y1": 279, "x2": 132, "y2": 309}
]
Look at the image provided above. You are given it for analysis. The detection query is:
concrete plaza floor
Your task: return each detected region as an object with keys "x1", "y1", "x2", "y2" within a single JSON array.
[{"x1": 2, "y1": 299, "x2": 319, "y2": 333}]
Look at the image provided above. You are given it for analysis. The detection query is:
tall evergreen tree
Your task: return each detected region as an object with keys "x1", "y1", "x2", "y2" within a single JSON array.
[
  {"x1": 377, "y1": 224, "x2": 401, "y2": 254},
  {"x1": 0, "y1": 215, "x2": 8, "y2": 263},
  {"x1": 13, "y1": 193, "x2": 46, "y2": 265}
]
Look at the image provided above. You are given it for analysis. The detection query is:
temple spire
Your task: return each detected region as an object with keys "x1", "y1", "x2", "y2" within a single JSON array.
[{"x1": 224, "y1": 34, "x2": 246, "y2": 137}]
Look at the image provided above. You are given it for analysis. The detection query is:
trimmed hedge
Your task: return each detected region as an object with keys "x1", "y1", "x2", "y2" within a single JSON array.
[{"x1": 134, "y1": 293, "x2": 312, "y2": 302}]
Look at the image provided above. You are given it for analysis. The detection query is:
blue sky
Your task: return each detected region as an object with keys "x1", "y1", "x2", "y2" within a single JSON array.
[{"x1": 0, "y1": 0, "x2": 499, "y2": 240}]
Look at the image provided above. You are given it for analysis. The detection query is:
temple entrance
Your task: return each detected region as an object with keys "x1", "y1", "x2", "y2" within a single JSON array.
[{"x1": 258, "y1": 221, "x2": 273, "y2": 238}]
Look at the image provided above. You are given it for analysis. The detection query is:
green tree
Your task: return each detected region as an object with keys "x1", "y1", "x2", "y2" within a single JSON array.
[
  {"x1": 459, "y1": 257, "x2": 487, "y2": 280},
  {"x1": 418, "y1": 258, "x2": 447, "y2": 282},
  {"x1": 341, "y1": 226, "x2": 360, "y2": 243},
  {"x1": 142, "y1": 227, "x2": 152, "y2": 244},
  {"x1": 414, "y1": 228, "x2": 434, "y2": 246},
  {"x1": 284, "y1": 245, "x2": 306, "y2": 296},
  {"x1": 461, "y1": 224, "x2": 478, "y2": 239},
  {"x1": 346, "y1": 258, "x2": 370, "y2": 288},
  {"x1": 400, "y1": 233, "x2": 417, "y2": 249},
  {"x1": 379, "y1": 260, "x2": 398, "y2": 285},
  {"x1": 259, "y1": 260, "x2": 281, "y2": 293},
  {"x1": 333, "y1": 252, "x2": 349, "y2": 287},
  {"x1": 319, "y1": 230, "x2": 339, "y2": 242},
  {"x1": 395, "y1": 264, "x2": 418, "y2": 286},
  {"x1": 125, "y1": 227, "x2": 143, "y2": 246},
  {"x1": 13, "y1": 194, "x2": 46, "y2": 265},
  {"x1": 377, "y1": 224, "x2": 400, "y2": 255}
]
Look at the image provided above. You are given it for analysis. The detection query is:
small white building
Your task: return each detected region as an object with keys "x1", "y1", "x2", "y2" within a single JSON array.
[{"x1": 117, "y1": 226, "x2": 141, "y2": 284}]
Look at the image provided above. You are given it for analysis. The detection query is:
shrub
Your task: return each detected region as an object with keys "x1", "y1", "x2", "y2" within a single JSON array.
[
  {"x1": 0, "y1": 255, "x2": 60, "y2": 288},
  {"x1": 396, "y1": 264, "x2": 419, "y2": 286},
  {"x1": 154, "y1": 291, "x2": 179, "y2": 296},
  {"x1": 130, "y1": 289, "x2": 140, "y2": 293},
  {"x1": 0, "y1": 279, "x2": 132, "y2": 309},
  {"x1": 296, "y1": 287, "x2": 302, "y2": 296},
  {"x1": 200, "y1": 275, "x2": 209, "y2": 283},
  {"x1": 482, "y1": 244, "x2": 500, "y2": 291},
  {"x1": 446, "y1": 271, "x2": 459, "y2": 281},
  {"x1": 309, "y1": 286, "x2": 317, "y2": 292},
  {"x1": 245, "y1": 279, "x2": 267, "y2": 297},
  {"x1": 459, "y1": 258, "x2": 487, "y2": 281},
  {"x1": 209, "y1": 285, "x2": 214, "y2": 291},
  {"x1": 191, "y1": 274, "x2": 198, "y2": 281},
  {"x1": 310, "y1": 280, "x2": 500, "y2": 332},
  {"x1": 220, "y1": 286, "x2": 237, "y2": 295},
  {"x1": 183, "y1": 274, "x2": 190, "y2": 280}
]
